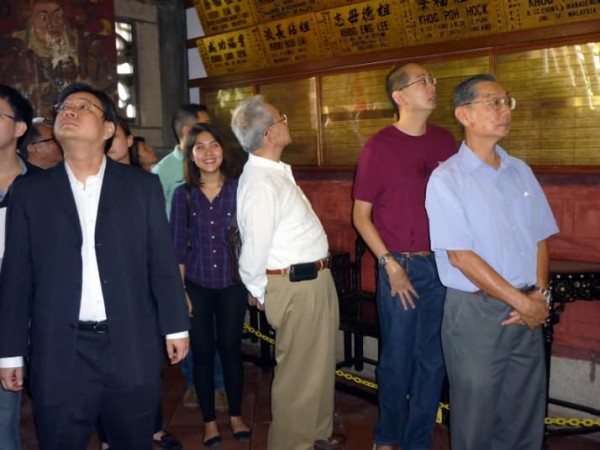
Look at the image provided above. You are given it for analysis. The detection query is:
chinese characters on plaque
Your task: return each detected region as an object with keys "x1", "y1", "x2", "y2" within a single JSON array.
[{"x1": 195, "y1": 0, "x2": 600, "y2": 77}]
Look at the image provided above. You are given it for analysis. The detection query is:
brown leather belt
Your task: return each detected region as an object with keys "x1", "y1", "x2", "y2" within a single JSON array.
[
  {"x1": 266, "y1": 257, "x2": 331, "y2": 275},
  {"x1": 472, "y1": 285, "x2": 535, "y2": 297},
  {"x1": 398, "y1": 250, "x2": 431, "y2": 257}
]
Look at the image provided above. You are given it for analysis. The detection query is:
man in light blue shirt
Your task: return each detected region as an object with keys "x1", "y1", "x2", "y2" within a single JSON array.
[{"x1": 426, "y1": 74, "x2": 558, "y2": 450}]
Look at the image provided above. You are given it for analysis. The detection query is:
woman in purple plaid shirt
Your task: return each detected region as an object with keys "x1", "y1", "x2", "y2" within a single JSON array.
[{"x1": 170, "y1": 123, "x2": 251, "y2": 447}]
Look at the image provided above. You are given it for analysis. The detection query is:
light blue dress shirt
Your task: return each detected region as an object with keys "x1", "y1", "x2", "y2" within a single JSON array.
[{"x1": 425, "y1": 142, "x2": 559, "y2": 292}]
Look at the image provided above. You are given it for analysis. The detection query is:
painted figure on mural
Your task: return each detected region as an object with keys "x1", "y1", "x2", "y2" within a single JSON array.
[{"x1": 0, "y1": 0, "x2": 116, "y2": 116}]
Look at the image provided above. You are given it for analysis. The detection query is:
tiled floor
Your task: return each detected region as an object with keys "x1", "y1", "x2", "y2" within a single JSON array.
[{"x1": 19, "y1": 343, "x2": 600, "y2": 449}]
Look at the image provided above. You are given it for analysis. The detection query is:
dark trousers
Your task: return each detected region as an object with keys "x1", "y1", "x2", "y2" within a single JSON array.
[
  {"x1": 442, "y1": 288, "x2": 546, "y2": 450},
  {"x1": 374, "y1": 253, "x2": 446, "y2": 450},
  {"x1": 185, "y1": 281, "x2": 247, "y2": 422},
  {"x1": 34, "y1": 330, "x2": 160, "y2": 450},
  {"x1": 96, "y1": 400, "x2": 163, "y2": 442}
]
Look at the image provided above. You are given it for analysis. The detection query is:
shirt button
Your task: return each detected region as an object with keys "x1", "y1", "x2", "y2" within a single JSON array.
[
  {"x1": 213, "y1": 264, "x2": 218, "y2": 268},
  {"x1": 213, "y1": 249, "x2": 217, "y2": 253},
  {"x1": 210, "y1": 206, "x2": 213, "y2": 210},
  {"x1": 210, "y1": 221, "x2": 214, "y2": 225},
  {"x1": 211, "y1": 235, "x2": 215, "y2": 239}
]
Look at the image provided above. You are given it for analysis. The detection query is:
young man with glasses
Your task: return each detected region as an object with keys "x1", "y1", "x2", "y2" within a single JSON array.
[
  {"x1": 353, "y1": 63, "x2": 456, "y2": 450},
  {"x1": 0, "y1": 83, "x2": 189, "y2": 449},
  {"x1": 0, "y1": 83, "x2": 43, "y2": 450},
  {"x1": 425, "y1": 74, "x2": 558, "y2": 450}
]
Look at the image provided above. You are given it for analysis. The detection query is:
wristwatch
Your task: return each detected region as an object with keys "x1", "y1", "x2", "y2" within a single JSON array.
[
  {"x1": 378, "y1": 252, "x2": 392, "y2": 267},
  {"x1": 534, "y1": 285, "x2": 552, "y2": 308}
]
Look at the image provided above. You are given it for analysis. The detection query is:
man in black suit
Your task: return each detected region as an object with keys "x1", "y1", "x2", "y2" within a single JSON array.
[{"x1": 0, "y1": 83, "x2": 190, "y2": 450}]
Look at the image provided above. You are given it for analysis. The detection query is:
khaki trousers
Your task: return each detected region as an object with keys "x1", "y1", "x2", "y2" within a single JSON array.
[{"x1": 264, "y1": 269, "x2": 339, "y2": 450}]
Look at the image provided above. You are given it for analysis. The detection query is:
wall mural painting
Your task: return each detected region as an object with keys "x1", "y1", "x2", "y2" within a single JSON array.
[{"x1": 0, "y1": 0, "x2": 117, "y2": 117}]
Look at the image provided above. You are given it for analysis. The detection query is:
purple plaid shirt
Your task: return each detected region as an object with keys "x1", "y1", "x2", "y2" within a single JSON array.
[{"x1": 170, "y1": 179, "x2": 238, "y2": 289}]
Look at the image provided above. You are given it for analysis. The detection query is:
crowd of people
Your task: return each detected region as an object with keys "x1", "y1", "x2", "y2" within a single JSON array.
[{"x1": 0, "y1": 61, "x2": 557, "y2": 450}]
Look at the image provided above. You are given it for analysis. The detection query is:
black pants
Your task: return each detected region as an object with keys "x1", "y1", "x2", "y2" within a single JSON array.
[
  {"x1": 96, "y1": 398, "x2": 163, "y2": 442},
  {"x1": 185, "y1": 281, "x2": 247, "y2": 422},
  {"x1": 34, "y1": 330, "x2": 159, "y2": 450}
]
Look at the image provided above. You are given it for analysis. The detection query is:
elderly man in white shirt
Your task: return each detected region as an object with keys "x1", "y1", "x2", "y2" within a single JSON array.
[{"x1": 232, "y1": 95, "x2": 343, "y2": 450}]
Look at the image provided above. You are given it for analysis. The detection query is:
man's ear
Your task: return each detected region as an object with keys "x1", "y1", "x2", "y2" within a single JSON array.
[
  {"x1": 180, "y1": 124, "x2": 192, "y2": 141},
  {"x1": 454, "y1": 106, "x2": 469, "y2": 128},
  {"x1": 14, "y1": 121, "x2": 27, "y2": 140},
  {"x1": 391, "y1": 90, "x2": 403, "y2": 109},
  {"x1": 104, "y1": 121, "x2": 116, "y2": 140}
]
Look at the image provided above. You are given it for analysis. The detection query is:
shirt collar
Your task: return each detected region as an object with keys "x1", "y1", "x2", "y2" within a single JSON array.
[
  {"x1": 17, "y1": 155, "x2": 27, "y2": 175},
  {"x1": 173, "y1": 145, "x2": 185, "y2": 162},
  {"x1": 65, "y1": 155, "x2": 107, "y2": 188},
  {"x1": 457, "y1": 141, "x2": 511, "y2": 173},
  {"x1": 247, "y1": 153, "x2": 291, "y2": 173},
  {"x1": 0, "y1": 156, "x2": 28, "y2": 201}
]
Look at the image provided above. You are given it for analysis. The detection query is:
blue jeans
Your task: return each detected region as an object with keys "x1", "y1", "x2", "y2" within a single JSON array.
[
  {"x1": 374, "y1": 253, "x2": 446, "y2": 450},
  {"x1": 180, "y1": 333, "x2": 225, "y2": 391},
  {"x1": 0, "y1": 388, "x2": 21, "y2": 450}
]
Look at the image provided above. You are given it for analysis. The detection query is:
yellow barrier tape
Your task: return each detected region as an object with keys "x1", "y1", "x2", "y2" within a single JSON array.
[{"x1": 244, "y1": 323, "x2": 600, "y2": 428}]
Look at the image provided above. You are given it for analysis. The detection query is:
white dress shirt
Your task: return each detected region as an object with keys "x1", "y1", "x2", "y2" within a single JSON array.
[
  {"x1": 237, "y1": 153, "x2": 329, "y2": 303},
  {"x1": 66, "y1": 157, "x2": 108, "y2": 321}
]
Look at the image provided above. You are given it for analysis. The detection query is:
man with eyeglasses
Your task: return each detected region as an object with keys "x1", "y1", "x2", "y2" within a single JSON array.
[
  {"x1": 425, "y1": 74, "x2": 558, "y2": 450},
  {"x1": 353, "y1": 63, "x2": 456, "y2": 450},
  {"x1": 23, "y1": 118, "x2": 63, "y2": 169},
  {"x1": 231, "y1": 95, "x2": 344, "y2": 450},
  {"x1": 0, "y1": 83, "x2": 189, "y2": 449},
  {"x1": 0, "y1": 84, "x2": 43, "y2": 450}
]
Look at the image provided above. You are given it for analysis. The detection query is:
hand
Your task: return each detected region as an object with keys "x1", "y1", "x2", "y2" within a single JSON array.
[
  {"x1": 0, "y1": 367, "x2": 24, "y2": 392},
  {"x1": 166, "y1": 337, "x2": 189, "y2": 365},
  {"x1": 247, "y1": 294, "x2": 264, "y2": 311},
  {"x1": 503, "y1": 291, "x2": 549, "y2": 329},
  {"x1": 385, "y1": 259, "x2": 419, "y2": 310}
]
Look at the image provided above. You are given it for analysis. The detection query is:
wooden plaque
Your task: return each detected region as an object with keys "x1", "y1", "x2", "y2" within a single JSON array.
[
  {"x1": 404, "y1": 0, "x2": 507, "y2": 44},
  {"x1": 504, "y1": 0, "x2": 600, "y2": 31},
  {"x1": 258, "y1": 13, "x2": 332, "y2": 66},
  {"x1": 197, "y1": 27, "x2": 266, "y2": 76},
  {"x1": 193, "y1": 0, "x2": 258, "y2": 36},
  {"x1": 315, "y1": 0, "x2": 409, "y2": 57}
]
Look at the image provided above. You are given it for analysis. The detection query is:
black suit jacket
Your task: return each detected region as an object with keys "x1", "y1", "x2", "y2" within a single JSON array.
[{"x1": 0, "y1": 158, "x2": 189, "y2": 405}]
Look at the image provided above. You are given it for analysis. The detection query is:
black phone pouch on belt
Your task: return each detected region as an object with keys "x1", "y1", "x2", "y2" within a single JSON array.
[{"x1": 289, "y1": 262, "x2": 318, "y2": 282}]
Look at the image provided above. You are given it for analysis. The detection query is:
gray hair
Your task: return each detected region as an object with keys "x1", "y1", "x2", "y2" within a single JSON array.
[
  {"x1": 453, "y1": 73, "x2": 497, "y2": 108},
  {"x1": 230, "y1": 95, "x2": 274, "y2": 153}
]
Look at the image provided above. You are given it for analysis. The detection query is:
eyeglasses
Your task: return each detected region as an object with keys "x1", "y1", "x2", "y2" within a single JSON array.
[
  {"x1": 32, "y1": 137, "x2": 56, "y2": 145},
  {"x1": 462, "y1": 96, "x2": 516, "y2": 111},
  {"x1": 0, "y1": 111, "x2": 17, "y2": 122},
  {"x1": 54, "y1": 100, "x2": 104, "y2": 115},
  {"x1": 266, "y1": 113, "x2": 287, "y2": 129},
  {"x1": 399, "y1": 76, "x2": 437, "y2": 90},
  {"x1": 265, "y1": 114, "x2": 287, "y2": 133}
]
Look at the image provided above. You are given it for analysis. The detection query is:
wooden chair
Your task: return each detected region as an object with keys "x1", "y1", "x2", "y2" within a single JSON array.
[{"x1": 337, "y1": 236, "x2": 380, "y2": 371}]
